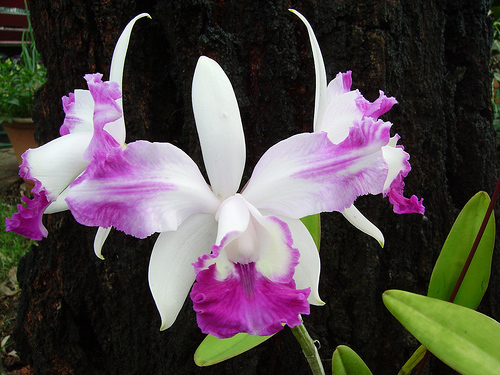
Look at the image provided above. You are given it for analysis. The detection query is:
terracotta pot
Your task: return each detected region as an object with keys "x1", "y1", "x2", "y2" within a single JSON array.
[
  {"x1": 2, "y1": 118, "x2": 37, "y2": 192},
  {"x1": 2, "y1": 117, "x2": 37, "y2": 166}
]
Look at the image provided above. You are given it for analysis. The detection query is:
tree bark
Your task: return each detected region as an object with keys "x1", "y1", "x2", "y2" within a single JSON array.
[{"x1": 14, "y1": 0, "x2": 497, "y2": 374}]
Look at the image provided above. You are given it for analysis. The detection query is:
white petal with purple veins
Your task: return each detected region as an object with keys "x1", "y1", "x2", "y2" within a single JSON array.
[
  {"x1": 66, "y1": 140, "x2": 220, "y2": 238},
  {"x1": 243, "y1": 121, "x2": 390, "y2": 218}
]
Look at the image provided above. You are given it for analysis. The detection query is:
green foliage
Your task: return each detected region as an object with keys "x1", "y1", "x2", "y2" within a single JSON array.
[
  {"x1": 383, "y1": 290, "x2": 500, "y2": 375},
  {"x1": 427, "y1": 191, "x2": 495, "y2": 309},
  {"x1": 194, "y1": 332, "x2": 273, "y2": 366},
  {"x1": 331, "y1": 345, "x2": 372, "y2": 375},
  {"x1": 0, "y1": 1, "x2": 47, "y2": 122},
  {"x1": 395, "y1": 191, "x2": 495, "y2": 374},
  {"x1": 397, "y1": 345, "x2": 426, "y2": 375}
]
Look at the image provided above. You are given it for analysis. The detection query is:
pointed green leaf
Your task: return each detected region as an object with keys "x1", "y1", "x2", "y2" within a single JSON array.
[
  {"x1": 398, "y1": 344, "x2": 426, "y2": 375},
  {"x1": 194, "y1": 332, "x2": 273, "y2": 366},
  {"x1": 427, "y1": 191, "x2": 495, "y2": 309},
  {"x1": 383, "y1": 290, "x2": 500, "y2": 375},
  {"x1": 301, "y1": 214, "x2": 321, "y2": 250},
  {"x1": 332, "y1": 345, "x2": 372, "y2": 375}
]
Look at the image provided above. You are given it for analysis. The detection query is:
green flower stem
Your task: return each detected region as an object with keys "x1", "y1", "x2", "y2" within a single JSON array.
[{"x1": 291, "y1": 323, "x2": 325, "y2": 375}]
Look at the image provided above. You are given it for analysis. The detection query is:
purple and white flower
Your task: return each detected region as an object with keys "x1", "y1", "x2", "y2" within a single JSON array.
[
  {"x1": 5, "y1": 14, "x2": 150, "y2": 252},
  {"x1": 66, "y1": 56, "x2": 410, "y2": 338},
  {"x1": 291, "y1": 9, "x2": 424, "y2": 245}
]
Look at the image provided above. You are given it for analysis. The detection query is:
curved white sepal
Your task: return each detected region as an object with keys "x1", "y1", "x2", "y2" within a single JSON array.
[
  {"x1": 289, "y1": 9, "x2": 328, "y2": 132},
  {"x1": 342, "y1": 204, "x2": 385, "y2": 247},
  {"x1": 94, "y1": 226, "x2": 112, "y2": 260},
  {"x1": 108, "y1": 13, "x2": 150, "y2": 144},
  {"x1": 109, "y1": 13, "x2": 151, "y2": 87}
]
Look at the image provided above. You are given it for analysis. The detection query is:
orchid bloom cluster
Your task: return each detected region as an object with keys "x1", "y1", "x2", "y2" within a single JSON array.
[{"x1": 5, "y1": 11, "x2": 424, "y2": 339}]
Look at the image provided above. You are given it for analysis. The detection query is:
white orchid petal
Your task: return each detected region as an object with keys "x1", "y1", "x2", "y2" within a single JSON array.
[
  {"x1": 192, "y1": 56, "x2": 246, "y2": 200},
  {"x1": 94, "y1": 227, "x2": 112, "y2": 260},
  {"x1": 277, "y1": 216, "x2": 324, "y2": 305},
  {"x1": 342, "y1": 204, "x2": 384, "y2": 247},
  {"x1": 290, "y1": 9, "x2": 327, "y2": 132},
  {"x1": 22, "y1": 133, "x2": 92, "y2": 201},
  {"x1": 149, "y1": 213, "x2": 217, "y2": 330}
]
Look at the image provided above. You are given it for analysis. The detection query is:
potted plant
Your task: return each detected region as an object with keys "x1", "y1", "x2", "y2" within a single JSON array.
[{"x1": 0, "y1": 2, "x2": 47, "y2": 166}]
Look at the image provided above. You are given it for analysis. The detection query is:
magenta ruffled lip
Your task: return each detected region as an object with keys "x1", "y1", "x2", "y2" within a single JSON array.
[{"x1": 191, "y1": 261, "x2": 310, "y2": 338}]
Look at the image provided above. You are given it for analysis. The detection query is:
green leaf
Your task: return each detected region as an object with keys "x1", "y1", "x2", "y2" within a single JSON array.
[
  {"x1": 383, "y1": 290, "x2": 500, "y2": 375},
  {"x1": 194, "y1": 332, "x2": 273, "y2": 366},
  {"x1": 427, "y1": 191, "x2": 495, "y2": 309},
  {"x1": 331, "y1": 345, "x2": 372, "y2": 375},
  {"x1": 300, "y1": 214, "x2": 321, "y2": 250},
  {"x1": 398, "y1": 344, "x2": 426, "y2": 375}
]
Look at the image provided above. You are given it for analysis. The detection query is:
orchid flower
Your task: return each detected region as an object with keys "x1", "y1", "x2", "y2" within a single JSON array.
[
  {"x1": 66, "y1": 56, "x2": 409, "y2": 339},
  {"x1": 291, "y1": 9, "x2": 424, "y2": 245},
  {"x1": 5, "y1": 14, "x2": 150, "y2": 254}
]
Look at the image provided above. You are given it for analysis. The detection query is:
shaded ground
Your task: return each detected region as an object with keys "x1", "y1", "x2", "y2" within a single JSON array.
[{"x1": 0, "y1": 148, "x2": 31, "y2": 374}]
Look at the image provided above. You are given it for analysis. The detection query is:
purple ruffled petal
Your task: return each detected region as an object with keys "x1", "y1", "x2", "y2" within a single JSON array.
[
  {"x1": 381, "y1": 136, "x2": 425, "y2": 214},
  {"x1": 190, "y1": 261, "x2": 310, "y2": 338},
  {"x1": 356, "y1": 90, "x2": 398, "y2": 119},
  {"x1": 5, "y1": 191, "x2": 50, "y2": 240},
  {"x1": 83, "y1": 73, "x2": 122, "y2": 160},
  {"x1": 385, "y1": 172, "x2": 425, "y2": 214}
]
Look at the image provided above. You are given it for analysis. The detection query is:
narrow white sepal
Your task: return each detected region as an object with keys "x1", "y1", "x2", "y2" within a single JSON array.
[
  {"x1": 289, "y1": 9, "x2": 328, "y2": 132},
  {"x1": 109, "y1": 13, "x2": 151, "y2": 87},
  {"x1": 108, "y1": 13, "x2": 151, "y2": 145},
  {"x1": 342, "y1": 204, "x2": 385, "y2": 247},
  {"x1": 192, "y1": 56, "x2": 246, "y2": 200},
  {"x1": 94, "y1": 227, "x2": 112, "y2": 260}
]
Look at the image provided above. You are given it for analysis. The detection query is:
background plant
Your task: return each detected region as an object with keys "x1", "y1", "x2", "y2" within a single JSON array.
[{"x1": 0, "y1": 0, "x2": 46, "y2": 122}]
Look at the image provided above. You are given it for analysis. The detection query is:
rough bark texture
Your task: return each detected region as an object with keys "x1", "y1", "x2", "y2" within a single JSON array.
[{"x1": 13, "y1": 0, "x2": 498, "y2": 374}]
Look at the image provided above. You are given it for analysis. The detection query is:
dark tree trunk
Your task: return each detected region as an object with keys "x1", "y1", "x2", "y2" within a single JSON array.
[{"x1": 14, "y1": 0, "x2": 497, "y2": 374}]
